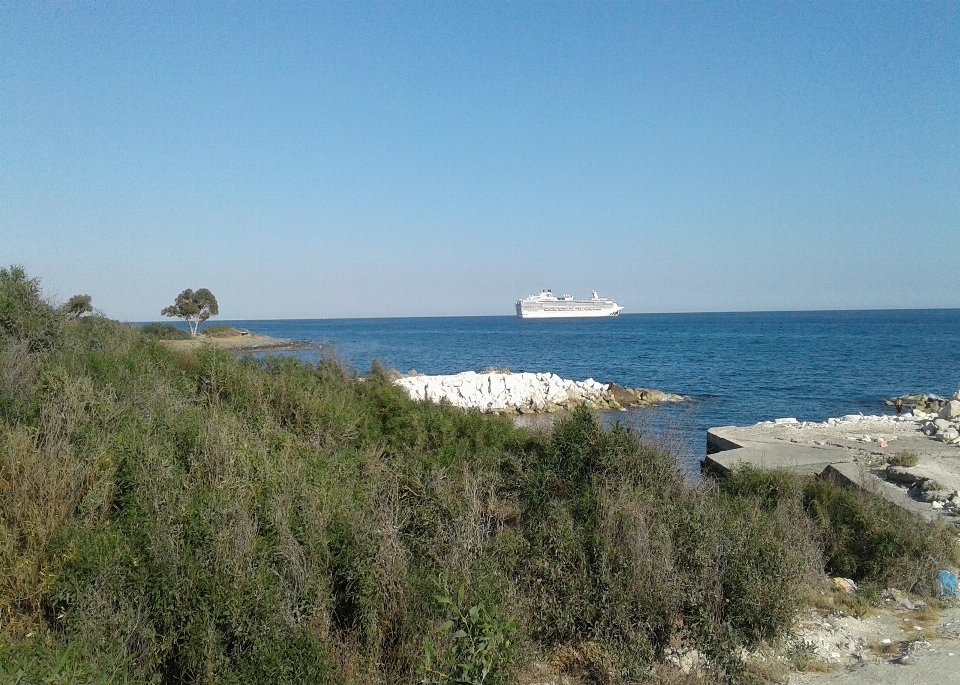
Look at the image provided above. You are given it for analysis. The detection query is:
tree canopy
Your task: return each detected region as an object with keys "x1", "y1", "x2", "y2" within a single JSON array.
[
  {"x1": 0, "y1": 265, "x2": 64, "y2": 351},
  {"x1": 160, "y1": 288, "x2": 219, "y2": 336},
  {"x1": 64, "y1": 294, "x2": 93, "y2": 318}
]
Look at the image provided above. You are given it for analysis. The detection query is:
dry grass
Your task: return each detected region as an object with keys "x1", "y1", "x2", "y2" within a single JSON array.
[{"x1": 867, "y1": 639, "x2": 901, "y2": 657}]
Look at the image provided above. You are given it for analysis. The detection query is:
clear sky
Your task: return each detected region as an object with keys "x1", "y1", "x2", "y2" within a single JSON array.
[{"x1": 2, "y1": 2, "x2": 958, "y2": 320}]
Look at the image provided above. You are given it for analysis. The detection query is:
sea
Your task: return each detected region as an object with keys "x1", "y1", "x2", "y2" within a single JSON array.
[{"x1": 182, "y1": 310, "x2": 960, "y2": 473}]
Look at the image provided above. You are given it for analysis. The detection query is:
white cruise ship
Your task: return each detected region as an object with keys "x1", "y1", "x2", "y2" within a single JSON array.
[{"x1": 516, "y1": 290, "x2": 624, "y2": 319}]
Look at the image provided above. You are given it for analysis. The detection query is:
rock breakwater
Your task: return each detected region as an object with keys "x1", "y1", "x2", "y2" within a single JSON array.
[
  {"x1": 393, "y1": 370, "x2": 684, "y2": 414},
  {"x1": 891, "y1": 383, "x2": 960, "y2": 445}
]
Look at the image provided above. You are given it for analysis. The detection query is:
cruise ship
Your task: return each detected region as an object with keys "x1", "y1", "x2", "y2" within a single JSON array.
[{"x1": 515, "y1": 290, "x2": 624, "y2": 319}]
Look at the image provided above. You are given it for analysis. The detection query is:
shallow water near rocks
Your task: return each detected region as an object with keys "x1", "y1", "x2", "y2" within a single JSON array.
[{"x1": 203, "y1": 310, "x2": 960, "y2": 473}]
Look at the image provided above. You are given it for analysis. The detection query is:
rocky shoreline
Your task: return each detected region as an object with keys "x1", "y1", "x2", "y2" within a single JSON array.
[
  {"x1": 706, "y1": 382, "x2": 960, "y2": 522},
  {"x1": 393, "y1": 369, "x2": 685, "y2": 414},
  {"x1": 889, "y1": 393, "x2": 960, "y2": 445}
]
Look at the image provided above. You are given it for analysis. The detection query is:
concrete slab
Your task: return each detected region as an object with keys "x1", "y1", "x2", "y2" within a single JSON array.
[
  {"x1": 705, "y1": 427, "x2": 855, "y2": 477},
  {"x1": 703, "y1": 413, "x2": 960, "y2": 526},
  {"x1": 820, "y1": 462, "x2": 940, "y2": 523}
]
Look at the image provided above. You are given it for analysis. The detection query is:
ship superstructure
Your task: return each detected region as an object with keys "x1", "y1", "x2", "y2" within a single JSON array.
[{"x1": 515, "y1": 290, "x2": 624, "y2": 318}]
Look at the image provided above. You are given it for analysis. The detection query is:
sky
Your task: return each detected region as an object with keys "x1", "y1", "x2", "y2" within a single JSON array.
[{"x1": 1, "y1": 2, "x2": 958, "y2": 320}]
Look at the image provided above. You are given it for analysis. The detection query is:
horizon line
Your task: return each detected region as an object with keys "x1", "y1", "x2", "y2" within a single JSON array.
[{"x1": 132, "y1": 306, "x2": 960, "y2": 324}]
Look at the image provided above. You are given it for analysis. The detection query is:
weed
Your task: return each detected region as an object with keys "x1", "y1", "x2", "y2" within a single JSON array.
[
  {"x1": 421, "y1": 580, "x2": 518, "y2": 684},
  {"x1": 887, "y1": 451, "x2": 919, "y2": 468},
  {"x1": 784, "y1": 641, "x2": 831, "y2": 673}
]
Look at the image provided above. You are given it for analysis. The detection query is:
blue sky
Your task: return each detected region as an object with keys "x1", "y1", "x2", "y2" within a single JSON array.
[{"x1": 2, "y1": 2, "x2": 958, "y2": 319}]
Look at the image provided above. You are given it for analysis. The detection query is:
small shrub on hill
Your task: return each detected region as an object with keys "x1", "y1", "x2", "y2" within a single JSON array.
[
  {"x1": 139, "y1": 322, "x2": 191, "y2": 340},
  {"x1": 198, "y1": 324, "x2": 242, "y2": 337},
  {"x1": 0, "y1": 265, "x2": 64, "y2": 351}
]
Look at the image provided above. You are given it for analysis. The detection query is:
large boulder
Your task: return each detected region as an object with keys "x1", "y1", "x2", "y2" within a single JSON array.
[
  {"x1": 641, "y1": 389, "x2": 666, "y2": 404},
  {"x1": 939, "y1": 399, "x2": 960, "y2": 420},
  {"x1": 606, "y1": 383, "x2": 641, "y2": 405},
  {"x1": 941, "y1": 427, "x2": 960, "y2": 443}
]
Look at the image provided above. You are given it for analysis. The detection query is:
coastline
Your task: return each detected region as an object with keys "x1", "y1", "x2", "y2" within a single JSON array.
[
  {"x1": 159, "y1": 332, "x2": 313, "y2": 353},
  {"x1": 704, "y1": 389, "x2": 960, "y2": 526},
  {"x1": 4, "y1": 273, "x2": 960, "y2": 684}
]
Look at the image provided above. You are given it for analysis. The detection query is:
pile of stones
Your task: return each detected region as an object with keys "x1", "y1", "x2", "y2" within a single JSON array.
[
  {"x1": 885, "y1": 384, "x2": 960, "y2": 444},
  {"x1": 888, "y1": 390, "x2": 958, "y2": 417},
  {"x1": 914, "y1": 397, "x2": 960, "y2": 445},
  {"x1": 393, "y1": 370, "x2": 685, "y2": 414},
  {"x1": 885, "y1": 465, "x2": 960, "y2": 509}
]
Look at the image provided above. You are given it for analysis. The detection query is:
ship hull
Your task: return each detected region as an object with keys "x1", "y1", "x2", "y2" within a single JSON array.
[{"x1": 516, "y1": 305, "x2": 624, "y2": 319}]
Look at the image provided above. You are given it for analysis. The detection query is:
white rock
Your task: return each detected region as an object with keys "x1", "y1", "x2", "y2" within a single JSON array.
[
  {"x1": 394, "y1": 371, "x2": 645, "y2": 414},
  {"x1": 940, "y1": 400, "x2": 960, "y2": 420}
]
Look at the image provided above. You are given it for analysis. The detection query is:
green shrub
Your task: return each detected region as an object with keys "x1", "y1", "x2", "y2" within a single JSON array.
[
  {"x1": 888, "y1": 451, "x2": 919, "y2": 467},
  {"x1": 723, "y1": 466, "x2": 960, "y2": 595},
  {"x1": 421, "y1": 581, "x2": 518, "y2": 685},
  {"x1": 803, "y1": 478, "x2": 959, "y2": 594},
  {"x1": 139, "y1": 322, "x2": 191, "y2": 340},
  {"x1": 198, "y1": 324, "x2": 242, "y2": 338}
]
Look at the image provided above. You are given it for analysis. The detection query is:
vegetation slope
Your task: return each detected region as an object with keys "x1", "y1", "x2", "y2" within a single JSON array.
[{"x1": 1, "y1": 267, "x2": 957, "y2": 684}]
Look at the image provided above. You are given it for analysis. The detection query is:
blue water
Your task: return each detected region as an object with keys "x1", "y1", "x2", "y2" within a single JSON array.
[{"x1": 177, "y1": 311, "x2": 960, "y2": 471}]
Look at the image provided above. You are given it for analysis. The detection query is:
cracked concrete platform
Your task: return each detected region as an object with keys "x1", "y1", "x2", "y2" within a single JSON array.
[{"x1": 703, "y1": 414, "x2": 960, "y2": 525}]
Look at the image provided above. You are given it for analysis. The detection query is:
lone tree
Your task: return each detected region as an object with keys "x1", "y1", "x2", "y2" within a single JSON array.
[
  {"x1": 161, "y1": 288, "x2": 218, "y2": 336},
  {"x1": 64, "y1": 294, "x2": 93, "y2": 318}
]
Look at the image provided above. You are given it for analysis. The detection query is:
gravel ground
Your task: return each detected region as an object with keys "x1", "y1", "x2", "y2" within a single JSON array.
[{"x1": 789, "y1": 604, "x2": 960, "y2": 685}]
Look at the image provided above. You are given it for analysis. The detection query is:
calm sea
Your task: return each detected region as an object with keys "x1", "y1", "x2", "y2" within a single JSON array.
[{"x1": 179, "y1": 311, "x2": 960, "y2": 472}]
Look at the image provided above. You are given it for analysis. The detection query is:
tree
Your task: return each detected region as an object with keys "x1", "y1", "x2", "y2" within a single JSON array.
[
  {"x1": 161, "y1": 288, "x2": 219, "y2": 336},
  {"x1": 0, "y1": 265, "x2": 64, "y2": 351},
  {"x1": 64, "y1": 294, "x2": 93, "y2": 318}
]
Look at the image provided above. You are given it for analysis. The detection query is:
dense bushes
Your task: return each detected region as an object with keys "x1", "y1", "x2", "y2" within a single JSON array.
[
  {"x1": 139, "y1": 322, "x2": 191, "y2": 340},
  {"x1": 1, "y1": 269, "x2": 958, "y2": 684},
  {"x1": 0, "y1": 266, "x2": 65, "y2": 352},
  {"x1": 721, "y1": 468, "x2": 960, "y2": 596}
]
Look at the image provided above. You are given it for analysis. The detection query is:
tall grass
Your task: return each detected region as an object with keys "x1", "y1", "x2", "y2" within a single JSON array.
[{"x1": 1, "y1": 268, "x2": 957, "y2": 684}]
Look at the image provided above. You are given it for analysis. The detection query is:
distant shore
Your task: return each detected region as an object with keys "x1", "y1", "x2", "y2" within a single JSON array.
[{"x1": 159, "y1": 331, "x2": 313, "y2": 353}]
